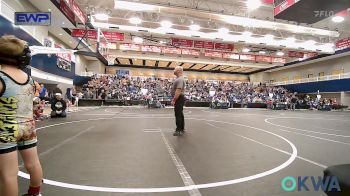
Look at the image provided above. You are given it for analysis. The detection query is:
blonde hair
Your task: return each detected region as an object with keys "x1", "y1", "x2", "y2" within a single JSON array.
[{"x1": 0, "y1": 35, "x2": 27, "y2": 57}]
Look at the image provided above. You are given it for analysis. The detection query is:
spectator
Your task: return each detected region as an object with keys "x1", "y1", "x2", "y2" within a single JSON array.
[{"x1": 39, "y1": 84, "x2": 47, "y2": 101}]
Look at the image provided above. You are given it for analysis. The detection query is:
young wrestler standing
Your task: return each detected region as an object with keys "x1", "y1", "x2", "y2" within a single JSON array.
[{"x1": 0, "y1": 35, "x2": 43, "y2": 196}]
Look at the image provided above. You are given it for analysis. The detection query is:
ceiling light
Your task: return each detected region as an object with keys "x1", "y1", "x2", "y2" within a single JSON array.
[
  {"x1": 48, "y1": 9, "x2": 51, "y2": 12},
  {"x1": 276, "y1": 51, "x2": 284, "y2": 56},
  {"x1": 259, "y1": 51, "x2": 266, "y2": 54},
  {"x1": 159, "y1": 40, "x2": 166, "y2": 44},
  {"x1": 332, "y1": 16, "x2": 345, "y2": 23},
  {"x1": 242, "y1": 31, "x2": 252, "y2": 36},
  {"x1": 133, "y1": 37, "x2": 143, "y2": 44},
  {"x1": 129, "y1": 17, "x2": 142, "y2": 25},
  {"x1": 114, "y1": 1, "x2": 156, "y2": 11},
  {"x1": 306, "y1": 40, "x2": 316, "y2": 45},
  {"x1": 59, "y1": 33, "x2": 63, "y2": 36},
  {"x1": 218, "y1": 27, "x2": 229, "y2": 34},
  {"x1": 94, "y1": 13, "x2": 109, "y2": 21},
  {"x1": 189, "y1": 24, "x2": 200, "y2": 31},
  {"x1": 242, "y1": 48, "x2": 250, "y2": 53},
  {"x1": 160, "y1": 20, "x2": 172, "y2": 28},
  {"x1": 246, "y1": 0, "x2": 262, "y2": 10}
]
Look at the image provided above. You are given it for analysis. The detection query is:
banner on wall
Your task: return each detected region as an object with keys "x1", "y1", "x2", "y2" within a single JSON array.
[
  {"x1": 58, "y1": 0, "x2": 76, "y2": 24},
  {"x1": 336, "y1": 37, "x2": 350, "y2": 50},
  {"x1": 118, "y1": 43, "x2": 286, "y2": 64},
  {"x1": 71, "y1": 29, "x2": 124, "y2": 41},
  {"x1": 171, "y1": 38, "x2": 193, "y2": 48},
  {"x1": 214, "y1": 43, "x2": 234, "y2": 51},
  {"x1": 57, "y1": 0, "x2": 86, "y2": 24},
  {"x1": 288, "y1": 51, "x2": 304, "y2": 58},
  {"x1": 55, "y1": 43, "x2": 72, "y2": 71}
]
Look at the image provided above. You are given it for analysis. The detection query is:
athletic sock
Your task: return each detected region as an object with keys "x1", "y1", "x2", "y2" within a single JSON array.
[{"x1": 28, "y1": 185, "x2": 41, "y2": 195}]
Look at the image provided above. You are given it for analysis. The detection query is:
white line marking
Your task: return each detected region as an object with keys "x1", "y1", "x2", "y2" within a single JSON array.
[
  {"x1": 265, "y1": 118, "x2": 350, "y2": 138},
  {"x1": 159, "y1": 128, "x2": 202, "y2": 196},
  {"x1": 82, "y1": 114, "x2": 115, "y2": 116},
  {"x1": 18, "y1": 116, "x2": 297, "y2": 193},
  {"x1": 39, "y1": 126, "x2": 94, "y2": 157},
  {"x1": 278, "y1": 129, "x2": 350, "y2": 146},
  {"x1": 143, "y1": 129, "x2": 161, "y2": 133},
  {"x1": 311, "y1": 126, "x2": 347, "y2": 133},
  {"x1": 235, "y1": 134, "x2": 327, "y2": 169},
  {"x1": 205, "y1": 123, "x2": 326, "y2": 168},
  {"x1": 19, "y1": 126, "x2": 94, "y2": 168}
]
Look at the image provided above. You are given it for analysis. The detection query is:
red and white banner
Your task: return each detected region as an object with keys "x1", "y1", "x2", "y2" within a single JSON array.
[
  {"x1": 181, "y1": 49, "x2": 200, "y2": 56},
  {"x1": 288, "y1": 51, "x2": 304, "y2": 58},
  {"x1": 54, "y1": 43, "x2": 71, "y2": 62},
  {"x1": 193, "y1": 41, "x2": 215, "y2": 49},
  {"x1": 204, "y1": 50, "x2": 222, "y2": 58},
  {"x1": 193, "y1": 41, "x2": 204, "y2": 48},
  {"x1": 59, "y1": 0, "x2": 75, "y2": 23},
  {"x1": 203, "y1": 41, "x2": 215, "y2": 50},
  {"x1": 256, "y1": 56, "x2": 272, "y2": 63},
  {"x1": 71, "y1": 0, "x2": 86, "y2": 24},
  {"x1": 303, "y1": 52, "x2": 318, "y2": 59},
  {"x1": 71, "y1": 29, "x2": 124, "y2": 42},
  {"x1": 119, "y1": 44, "x2": 141, "y2": 51},
  {"x1": 240, "y1": 54, "x2": 256, "y2": 61},
  {"x1": 171, "y1": 38, "x2": 193, "y2": 48},
  {"x1": 272, "y1": 57, "x2": 286, "y2": 64},
  {"x1": 102, "y1": 32, "x2": 124, "y2": 41},
  {"x1": 274, "y1": 0, "x2": 299, "y2": 16},
  {"x1": 71, "y1": 29, "x2": 97, "y2": 39},
  {"x1": 214, "y1": 43, "x2": 234, "y2": 51},
  {"x1": 336, "y1": 37, "x2": 350, "y2": 50},
  {"x1": 162, "y1": 47, "x2": 182, "y2": 55},
  {"x1": 222, "y1": 53, "x2": 240, "y2": 60},
  {"x1": 141, "y1": 45, "x2": 162, "y2": 53}
]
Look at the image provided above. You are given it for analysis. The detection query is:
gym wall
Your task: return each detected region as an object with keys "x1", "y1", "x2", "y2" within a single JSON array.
[{"x1": 269, "y1": 54, "x2": 350, "y2": 82}]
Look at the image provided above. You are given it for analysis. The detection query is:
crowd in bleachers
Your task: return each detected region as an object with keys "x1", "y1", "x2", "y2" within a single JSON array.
[{"x1": 81, "y1": 75, "x2": 296, "y2": 104}]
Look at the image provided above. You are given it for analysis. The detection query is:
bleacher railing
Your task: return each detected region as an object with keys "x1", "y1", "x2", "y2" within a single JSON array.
[{"x1": 271, "y1": 72, "x2": 350, "y2": 86}]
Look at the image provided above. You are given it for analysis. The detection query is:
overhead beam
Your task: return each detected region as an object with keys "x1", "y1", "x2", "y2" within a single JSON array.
[
  {"x1": 115, "y1": 58, "x2": 121, "y2": 65},
  {"x1": 111, "y1": 64, "x2": 248, "y2": 75},
  {"x1": 166, "y1": 62, "x2": 172, "y2": 67},
  {"x1": 210, "y1": 65, "x2": 221, "y2": 70},
  {"x1": 189, "y1": 63, "x2": 197, "y2": 69},
  {"x1": 199, "y1": 64, "x2": 209, "y2": 70}
]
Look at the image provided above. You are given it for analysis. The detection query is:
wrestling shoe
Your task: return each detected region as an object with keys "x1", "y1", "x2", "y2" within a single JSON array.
[{"x1": 173, "y1": 130, "x2": 181, "y2": 136}]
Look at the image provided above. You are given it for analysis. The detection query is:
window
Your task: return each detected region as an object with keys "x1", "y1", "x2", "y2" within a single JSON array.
[
  {"x1": 319, "y1": 72, "x2": 325, "y2": 77},
  {"x1": 308, "y1": 74, "x2": 313, "y2": 78}
]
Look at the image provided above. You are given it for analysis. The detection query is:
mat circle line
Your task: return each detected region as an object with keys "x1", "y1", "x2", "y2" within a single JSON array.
[{"x1": 19, "y1": 116, "x2": 298, "y2": 193}]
